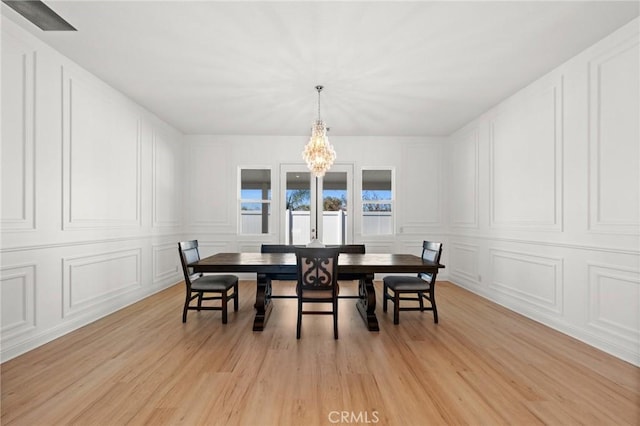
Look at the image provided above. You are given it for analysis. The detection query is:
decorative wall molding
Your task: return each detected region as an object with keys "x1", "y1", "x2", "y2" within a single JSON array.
[
  {"x1": 152, "y1": 130, "x2": 181, "y2": 229},
  {"x1": 400, "y1": 142, "x2": 443, "y2": 229},
  {"x1": 0, "y1": 233, "x2": 184, "y2": 253},
  {"x1": 62, "y1": 249, "x2": 142, "y2": 318},
  {"x1": 1, "y1": 264, "x2": 36, "y2": 340},
  {"x1": 61, "y1": 67, "x2": 142, "y2": 230},
  {"x1": 152, "y1": 243, "x2": 180, "y2": 284},
  {"x1": 187, "y1": 142, "x2": 233, "y2": 229},
  {"x1": 489, "y1": 248, "x2": 564, "y2": 315},
  {"x1": 587, "y1": 263, "x2": 639, "y2": 346},
  {"x1": 587, "y1": 34, "x2": 640, "y2": 235},
  {"x1": 489, "y1": 76, "x2": 564, "y2": 231},
  {"x1": 199, "y1": 241, "x2": 235, "y2": 257},
  {"x1": 449, "y1": 242, "x2": 480, "y2": 286},
  {"x1": 1, "y1": 32, "x2": 36, "y2": 231},
  {"x1": 450, "y1": 129, "x2": 479, "y2": 228},
  {"x1": 446, "y1": 232, "x2": 639, "y2": 256}
]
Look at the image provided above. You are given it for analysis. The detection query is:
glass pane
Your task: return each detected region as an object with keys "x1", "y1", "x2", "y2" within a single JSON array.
[
  {"x1": 362, "y1": 169, "x2": 392, "y2": 235},
  {"x1": 241, "y1": 169, "x2": 271, "y2": 200},
  {"x1": 323, "y1": 172, "x2": 347, "y2": 211},
  {"x1": 362, "y1": 209, "x2": 393, "y2": 235},
  {"x1": 362, "y1": 169, "x2": 391, "y2": 201},
  {"x1": 323, "y1": 171, "x2": 347, "y2": 245},
  {"x1": 240, "y1": 202, "x2": 270, "y2": 234},
  {"x1": 363, "y1": 203, "x2": 392, "y2": 212},
  {"x1": 285, "y1": 171, "x2": 311, "y2": 244}
]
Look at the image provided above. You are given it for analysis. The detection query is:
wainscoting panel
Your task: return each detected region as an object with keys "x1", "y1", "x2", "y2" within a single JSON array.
[
  {"x1": 1, "y1": 20, "x2": 184, "y2": 362},
  {"x1": 187, "y1": 142, "x2": 232, "y2": 229},
  {"x1": 588, "y1": 35, "x2": 640, "y2": 234},
  {"x1": 400, "y1": 142, "x2": 443, "y2": 231},
  {"x1": 587, "y1": 263, "x2": 639, "y2": 347},
  {"x1": 450, "y1": 130, "x2": 479, "y2": 228},
  {"x1": 0, "y1": 264, "x2": 36, "y2": 340},
  {"x1": 62, "y1": 249, "x2": 142, "y2": 318},
  {"x1": 199, "y1": 240, "x2": 236, "y2": 257},
  {"x1": 62, "y1": 67, "x2": 141, "y2": 229},
  {"x1": 1, "y1": 30, "x2": 36, "y2": 231},
  {"x1": 450, "y1": 242, "x2": 480, "y2": 287},
  {"x1": 490, "y1": 248, "x2": 563, "y2": 315},
  {"x1": 489, "y1": 77, "x2": 563, "y2": 231},
  {"x1": 153, "y1": 243, "x2": 180, "y2": 284},
  {"x1": 152, "y1": 130, "x2": 181, "y2": 229}
]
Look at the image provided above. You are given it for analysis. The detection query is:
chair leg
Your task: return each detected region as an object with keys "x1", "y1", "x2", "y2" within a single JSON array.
[
  {"x1": 383, "y1": 283, "x2": 388, "y2": 313},
  {"x1": 221, "y1": 291, "x2": 228, "y2": 324},
  {"x1": 431, "y1": 288, "x2": 438, "y2": 324},
  {"x1": 197, "y1": 293, "x2": 203, "y2": 310},
  {"x1": 182, "y1": 292, "x2": 190, "y2": 323},
  {"x1": 233, "y1": 282, "x2": 239, "y2": 311},
  {"x1": 418, "y1": 291, "x2": 424, "y2": 311},
  {"x1": 333, "y1": 299, "x2": 338, "y2": 339},
  {"x1": 394, "y1": 292, "x2": 400, "y2": 324},
  {"x1": 296, "y1": 299, "x2": 302, "y2": 339}
]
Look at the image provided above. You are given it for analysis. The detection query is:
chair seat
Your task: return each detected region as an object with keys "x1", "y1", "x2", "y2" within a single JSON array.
[
  {"x1": 383, "y1": 275, "x2": 431, "y2": 291},
  {"x1": 191, "y1": 274, "x2": 238, "y2": 291}
]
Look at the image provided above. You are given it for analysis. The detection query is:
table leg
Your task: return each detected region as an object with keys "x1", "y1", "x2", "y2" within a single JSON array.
[
  {"x1": 356, "y1": 273, "x2": 379, "y2": 331},
  {"x1": 253, "y1": 273, "x2": 272, "y2": 331}
]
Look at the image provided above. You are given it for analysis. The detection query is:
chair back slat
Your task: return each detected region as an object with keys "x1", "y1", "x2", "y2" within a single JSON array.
[
  {"x1": 418, "y1": 241, "x2": 443, "y2": 283},
  {"x1": 178, "y1": 240, "x2": 203, "y2": 284},
  {"x1": 295, "y1": 247, "x2": 341, "y2": 291}
]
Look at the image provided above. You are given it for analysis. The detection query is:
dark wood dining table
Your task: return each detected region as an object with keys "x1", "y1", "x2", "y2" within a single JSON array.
[{"x1": 189, "y1": 252, "x2": 445, "y2": 332}]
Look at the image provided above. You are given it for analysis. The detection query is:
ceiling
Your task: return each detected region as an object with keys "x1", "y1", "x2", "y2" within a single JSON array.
[{"x1": 2, "y1": 1, "x2": 638, "y2": 137}]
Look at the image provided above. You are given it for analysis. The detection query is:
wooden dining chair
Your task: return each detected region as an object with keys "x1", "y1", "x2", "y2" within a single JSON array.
[
  {"x1": 295, "y1": 247, "x2": 341, "y2": 339},
  {"x1": 383, "y1": 241, "x2": 443, "y2": 324},
  {"x1": 178, "y1": 240, "x2": 239, "y2": 324}
]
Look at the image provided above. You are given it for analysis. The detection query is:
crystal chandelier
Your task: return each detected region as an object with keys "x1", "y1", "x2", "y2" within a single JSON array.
[{"x1": 302, "y1": 85, "x2": 336, "y2": 177}]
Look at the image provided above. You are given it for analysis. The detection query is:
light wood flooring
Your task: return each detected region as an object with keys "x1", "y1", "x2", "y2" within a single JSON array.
[{"x1": 1, "y1": 280, "x2": 639, "y2": 425}]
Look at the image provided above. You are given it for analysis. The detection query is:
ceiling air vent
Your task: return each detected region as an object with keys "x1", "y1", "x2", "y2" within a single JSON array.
[{"x1": 2, "y1": 0, "x2": 76, "y2": 31}]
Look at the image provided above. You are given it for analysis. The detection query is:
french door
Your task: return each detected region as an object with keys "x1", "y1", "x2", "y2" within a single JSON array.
[{"x1": 280, "y1": 164, "x2": 353, "y2": 245}]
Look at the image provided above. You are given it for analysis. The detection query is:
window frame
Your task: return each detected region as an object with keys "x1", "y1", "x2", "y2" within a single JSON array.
[
  {"x1": 238, "y1": 166, "x2": 273, "y2": 235},
  {"x1": 360, "y1": 167, "x2": 395, "y2": 236}
]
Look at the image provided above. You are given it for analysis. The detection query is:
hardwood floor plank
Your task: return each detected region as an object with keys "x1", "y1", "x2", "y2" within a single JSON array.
[{"x1": 2, "y1": 280, "x2": 638, "y2": 425}]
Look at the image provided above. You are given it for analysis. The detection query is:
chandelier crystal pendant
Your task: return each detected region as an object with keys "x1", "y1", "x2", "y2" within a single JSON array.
[{"x1": 302, "y1": 85, "x2": 336, "y2": 177}]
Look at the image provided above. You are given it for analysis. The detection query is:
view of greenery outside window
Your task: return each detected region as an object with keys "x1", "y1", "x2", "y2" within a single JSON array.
[
  {"x1": 362, "y1": 169, "x2": 393, "y2": 235},
  {"x1": 322, "y1": 172, "x2": 348, "y2": 212},
  {"x1": 240, "y1": 168, "x2": 271, "y2": 234},
  {"x1": 286, "y1": 188, "x2": 310, "y2": 211}
]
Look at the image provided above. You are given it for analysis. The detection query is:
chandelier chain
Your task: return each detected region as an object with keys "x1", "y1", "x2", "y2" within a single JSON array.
[{"x1": 316, "y1": 85, "x2": 323, "y2": 121}]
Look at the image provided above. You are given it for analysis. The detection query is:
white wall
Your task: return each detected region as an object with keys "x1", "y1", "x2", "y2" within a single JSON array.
[
  {"x1": 446, "y1": 19, "x2": 640, "y2": 366},
  {"x1": 1, "y1": 19, "x2": 184, "y2": 362},
  {"x1": 182, "y1": 134, "x2": 448, "y2": 259}
]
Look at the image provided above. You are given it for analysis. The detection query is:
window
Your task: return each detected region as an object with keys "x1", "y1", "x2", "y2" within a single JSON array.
[
  {"x1": 239, "y1": 168, "x2": 271, "y2": 234},
  {"x1": 362, "y1": 169, "x2": 393, "y2": 235}
]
